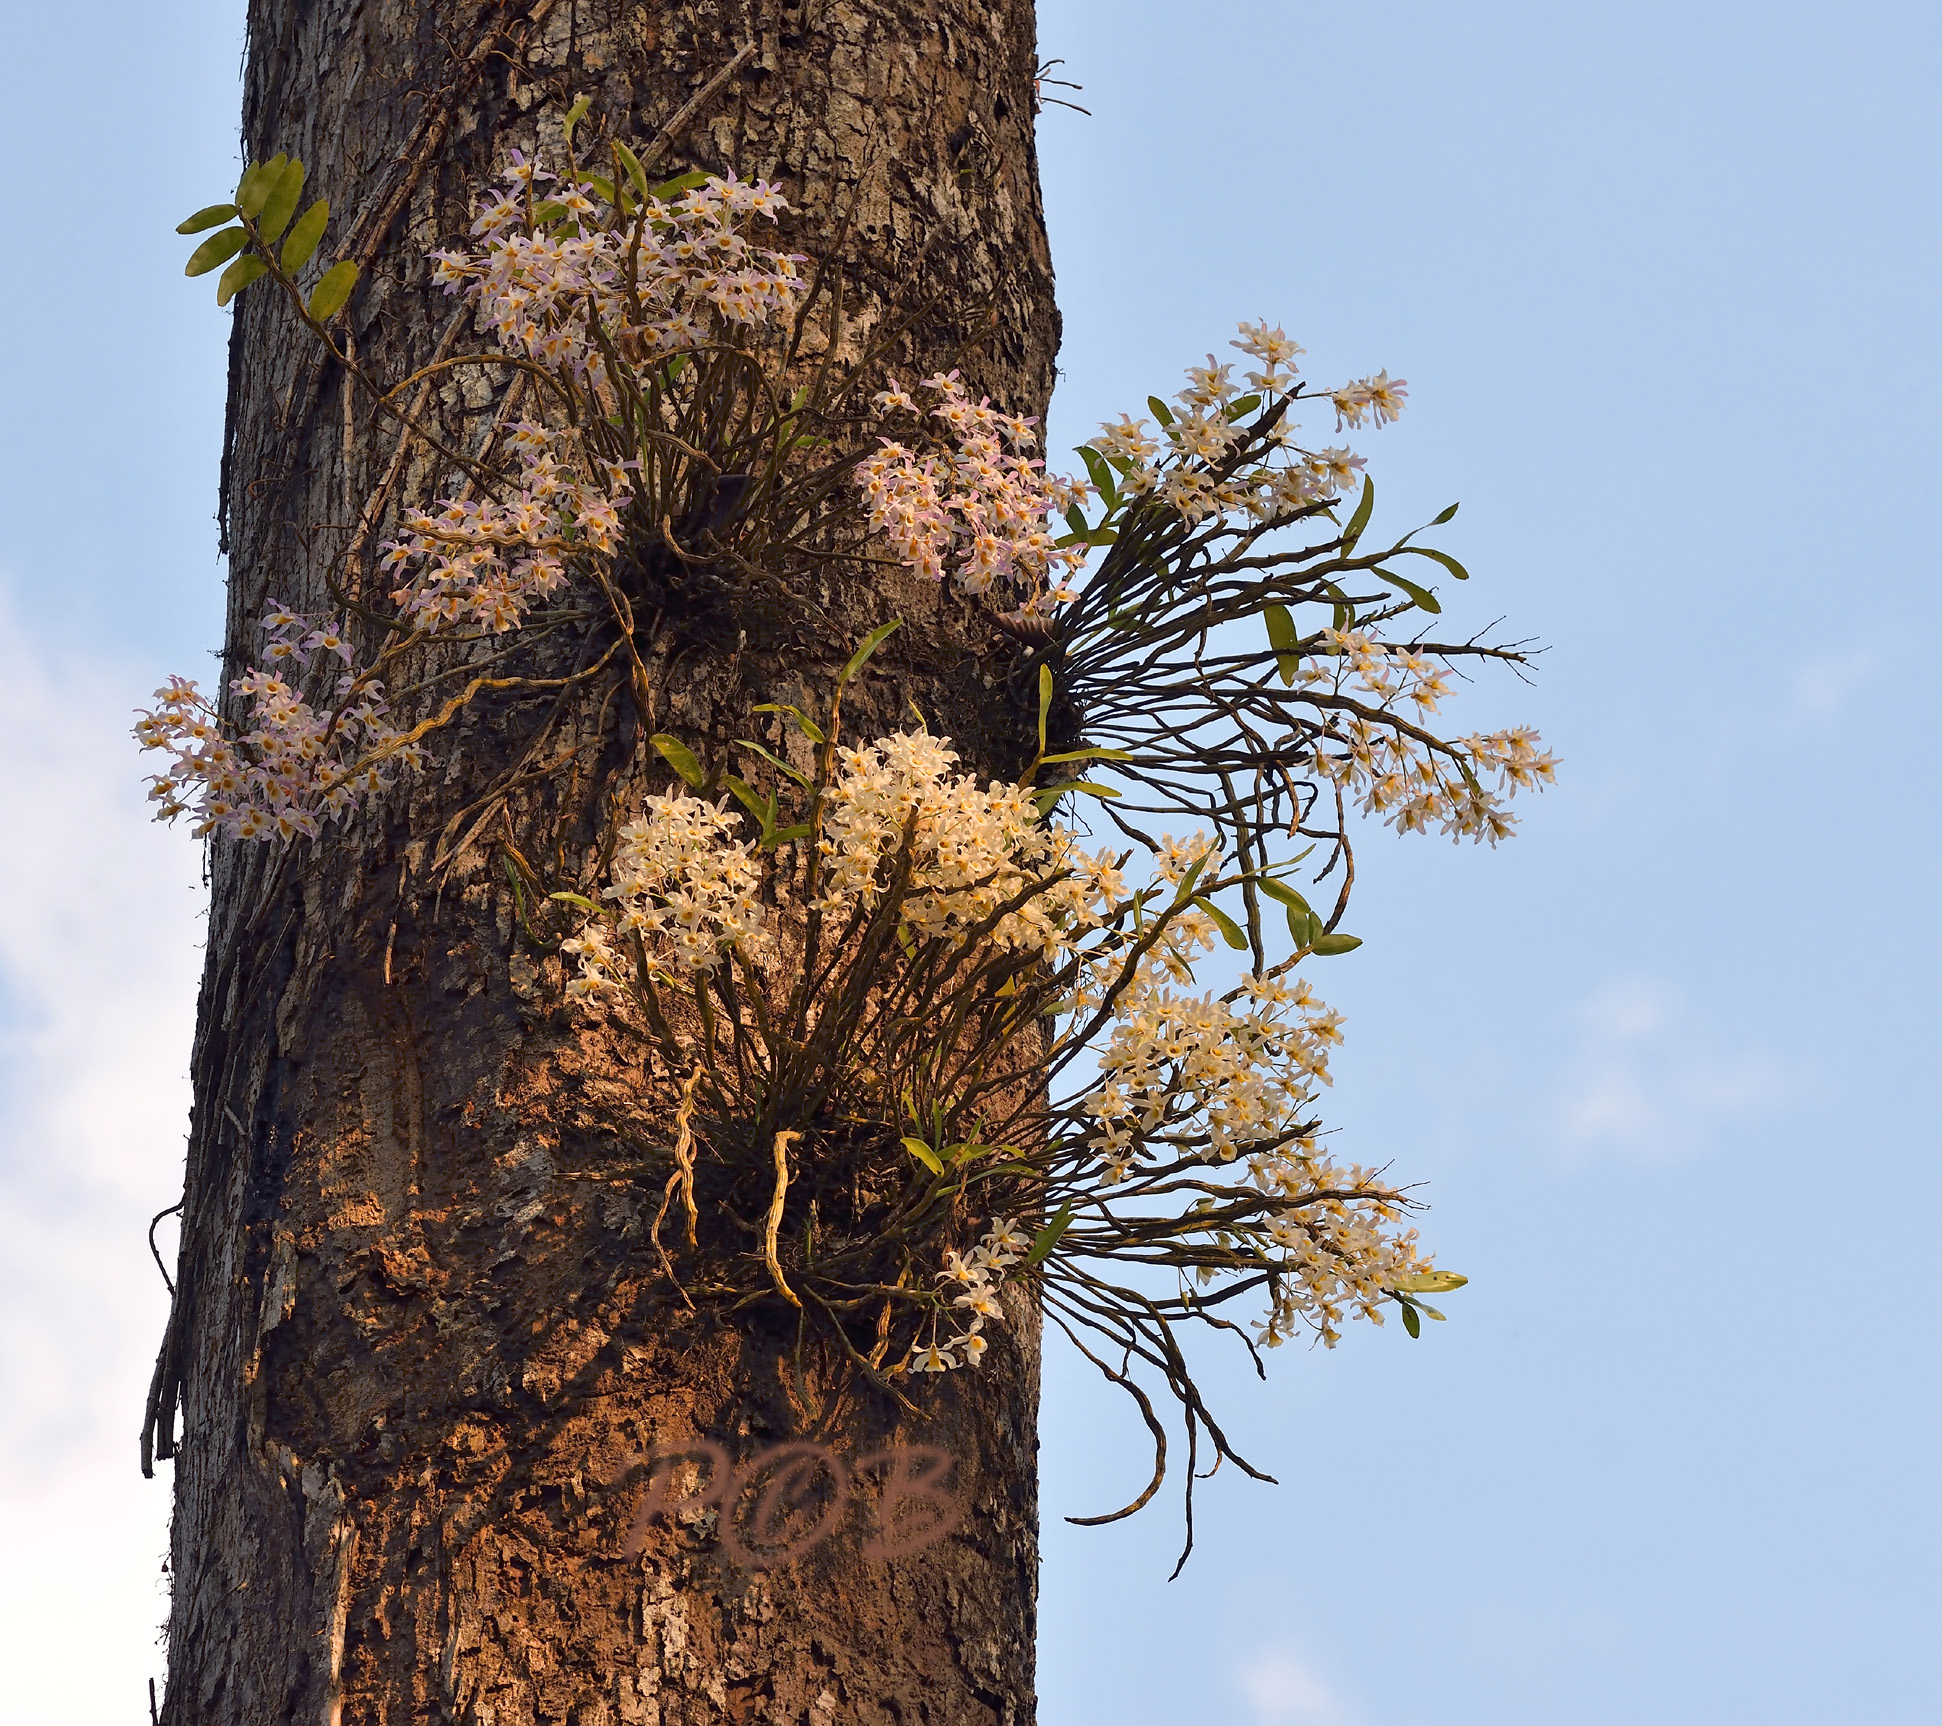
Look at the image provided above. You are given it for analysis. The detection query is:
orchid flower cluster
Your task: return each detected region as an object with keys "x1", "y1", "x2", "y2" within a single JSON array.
[
  {"x1": 554, "y1": 713, "x2": 1445, "y2": 1375},
  {"x1": 918, "y1": 1217, "x2": 1033, "y2": 1371},
  {"x1": 1086, "y1": 321, "x2": 1392, "y2": 530},
  {"x1": 143, "y1": 152, "x2": 814, "y2": 842},
  {"x1": 1298, "y1": 628, "x2": 1559, "y2": 843},
  {"x1": 380, "y1": 423, "x2": 631, "y2": 636},
  {"x1": 135, "y1": 605, "x2": 420, "y2": 841},
  {"x1": 429, "y1": 155, "x2": 801, "y2": 386},
  {"x1": 857, "y1": 373, "x2": 1094, "y2": 627}
]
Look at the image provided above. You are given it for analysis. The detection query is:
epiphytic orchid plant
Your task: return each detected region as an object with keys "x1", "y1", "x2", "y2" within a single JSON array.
[{"x1": 141, "y1": 94, "x2": 1550, "y2": 1560}]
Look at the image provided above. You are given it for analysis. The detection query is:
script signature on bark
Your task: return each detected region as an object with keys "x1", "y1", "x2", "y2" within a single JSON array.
[{"x1": 604, "y1": 1439, "x2": 964, "y2": 1568}]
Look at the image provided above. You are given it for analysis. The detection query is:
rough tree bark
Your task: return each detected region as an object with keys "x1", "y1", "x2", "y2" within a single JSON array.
[{"x1": 145, "y1": 3, "x2": 1062, "y2": 1721}]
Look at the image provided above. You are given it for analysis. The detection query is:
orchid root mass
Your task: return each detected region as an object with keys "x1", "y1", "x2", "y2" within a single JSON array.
[{"x1": 140, "y1": 108, "x2": 1550, "y2": 1541}]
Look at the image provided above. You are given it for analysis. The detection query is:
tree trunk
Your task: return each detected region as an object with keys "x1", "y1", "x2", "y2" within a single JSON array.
[{"x1": 147, "y1": 4, "x2": 1061, "y2": 1722}]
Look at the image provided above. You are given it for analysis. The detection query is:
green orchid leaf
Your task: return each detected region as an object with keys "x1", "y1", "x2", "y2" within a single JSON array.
[
  {"x1": 1400, "y1": 545, "x2": 1471, "y2": 581},
  {"x1": 651, "y1": 169, "x2": 711, "y2": 201},
  {"x1": 723, "y1": 775, "x2": 776, "y2": 837},
  {"x1": 1431, "y1": 502, "x2": 1460, "y2": 525},
  {"x1": 736, "y1": 738, "x2": 812, "y2": 786},
  {"x1": 176, "y1": 203, "x2": 237, "y2": 235},
  {"x1": 183, "y1": 226, "x2": 247, "y2": 277},
  {"x1": 1264, "y1": 601, "x2": 1300, "y2": 686},
  {"x1": 614, "y1": 140, "x2": 651, "y2": 203},
  {"x1": 306, "y1": 259, "x2": 360, "y2": 321},
  {"x1": 1030, "y1": 781, "x2": 1121, "y2": 813},
  {"x1": 1342, "y1": 474, "x2": 1376, "y2": 554},
  {"x1": 1393, "y1": 1270, "x2": 1469, "y2": 1294},
  {"x1": 1399, "y1": 1299, "x2": 1422, "y2": 1339},
  {"x1": 1026, "y1": 1202, "x2": 1075, "y2": 1267},
  {"x1": 546, "y1": 892, "x2": 599, "y2": 912},
  {"x1": 280, "y1": 198, "x2": 330, "y2": 271},
  {"x1": 1383, "y1": 571, "x2": 1443, "y2": 615},
  {"x1": 1078, "y1": 445, "x2": 1116, "y2": 499},
  {"x1": 749, "y1": 703, "x2": 826, "y2": 745},
  {"x1": 257, "y1": 157, "x2": 305, "y2": 244},
  {"x1": 1311, "y1": 932, "x2": 1363, "y2": 956},
  {"x1": 841, "y1": 618, "x2": 902, "y2": 685},
  {"x1": 650, "y1": 733, "x2": 707, "y2": 790},
  {"x1": 215, "y1": 252, "x2": 268, "y2": 307},
  {"x1": 234, "y1": 154, "x2": 287, "y2": 218},
  {"x1": 901, "y1": 1137, "x2": 945, "y2": 1177},
  {"x1": 1192, "y1": 896, "x2": 1249, "y2": 950}
]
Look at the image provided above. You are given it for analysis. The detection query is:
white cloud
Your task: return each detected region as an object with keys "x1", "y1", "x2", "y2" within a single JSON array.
[
  {"x1": 1557, "y1": 977, "x2": 1785, "y2": 1160},
  {"x1": 0, "y1": 580, "x2": 202, "y2": 1716},
  {"x1": 1238, "y1": 1646, "x2": 1358, "y2": 1726}
]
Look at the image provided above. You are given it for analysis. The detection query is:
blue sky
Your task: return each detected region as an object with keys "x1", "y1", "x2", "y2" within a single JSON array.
[{"x1": 1, "y1": 3, "x2": 1936, "y2": 1721}]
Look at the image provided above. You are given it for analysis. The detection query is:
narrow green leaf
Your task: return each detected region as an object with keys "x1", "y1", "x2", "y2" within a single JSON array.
[
  {"x1": 564, "y1": 93, "x2": 594, "y2": 140},
  {"x1": 614, "y1": 139, "x2": 651, "y2": 203},
  {"x1": 1063, "y1": 504, "x2": 1089, "y2": 537},
  {"x1": 1382, "y1": 571, "x2": 1443, "y2": 615},
  {"x1": 1036, "y1": 662, "x2": 1054, "y2": 754},
  {"x1": 841, "y1": 618, "x2": 902, "y2": 685},
  {"x1": 650, "y1": 733, "x2": 707, "y2": 789},
  {"x1": 1393, "y1": 1270, "x2": 1469, "y2": 1294},
  {"x1": 723, "y1": 775, "x2": 776, "y2": 837},
  {"x1": 1254, "y1": 877, "x2": 1312, "y2": 914},
  {"x1": 1224, "y1": 392, "x2": 1262, "y2": 420},
  {"x1": 257, "y1": 157, "x2": 305, "y2": 244},
  {"x1": 1286, "y1": 903, "x2": 1323, "y2": 948},
  {"x1": 215, "y1": 252, "x2": 268, "y2": 306},
  {"x1": 1077, "y1": 445, "x2": 1116, "y2": 499},
  {"x1": 1026, "y1": 1202, "x2": 1075, "y2": 1267},
  {"x1": 234, "y1": 155, "x2": 286, "y2": 218},
  {"x1": 767, "y1": 823, "x2": 812, "y2": 845},
  {"x1": 306, "y1": 259, "x2": 360, "y2": 321},
  {"x1": 546, "y1": 891, "x2": 599, "y2": 912},
  {"x1": 1192, "y1": 896, "x2": 1249, "y2": 950},
  {"x1": 1400, "y1": 545, "x2": 1471, "y2": 581},
  {"x1": 183, "y1": 226, "x2": 247, "y2": 277},
  {"x1": 280, "y1": 198, "x2": 329, "y2": 271},
  {"x1": 735, "y1": 738, "x2": 812, "y2": 787},
  {"x1": 532, "y1": 201, "x2": 571, "y2": 225},
  {"x1": 901, "y1": 1136, "x2": 945, "y2": 1177},
  {"x1": 1399, "y1": 1299, "x2": 1422, "y2": 1339},
  {"x1": 580, "y1": 173, "x2": 619, "y2": 206},
  {"x1": 1342, "y1": 474, "x2": 1376, "y2": 553},
  {"x1": 749, "y1": 703, "x2": 826, "y2": 745},
  {"x1": 176, "y1": 202, "x2": 237, "y2": 235},
  {"x1": 1030, "y1": 781, "x2": 1122, "y2": 813},
  {"x1": 1038, "y1": 746, "x2": 1134, "y2": 764},
  {"x1": 650, "y1": 169, "x2": 711, "y2": 201},
  {"x1": 1311, "y1": 932, "x2": 1363, "y2": 956},
  {"x1": 1174, "y1": 851, "x2": 1212, "y2": 902},
  {"x1": 1146, "y1": 395, "x2": 1175, "y2": 428},
  {"x1": 1264, "y1": 601, "x2": 1300, "y2": 687},
  {"x1": 1431, "y1": 502, "x2": 1460, "y2": 525}
]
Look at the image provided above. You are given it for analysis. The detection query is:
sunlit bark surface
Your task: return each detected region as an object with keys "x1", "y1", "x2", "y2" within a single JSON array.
[{"x1": 148, "y1": 3, "x2": 1061, "y2": 1720}]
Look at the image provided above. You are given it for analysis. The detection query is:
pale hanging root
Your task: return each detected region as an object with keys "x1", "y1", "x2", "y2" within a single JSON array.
[
  {"x1": 672, "y1": 1066, "x2": 703, "y2": 1247},
  {"x1": 764, "y1": 1130, "x2": 803, "y2": 1308},
  {"x1": 649, "y1": 1067, "x2": 707, "y2": 1309}
]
